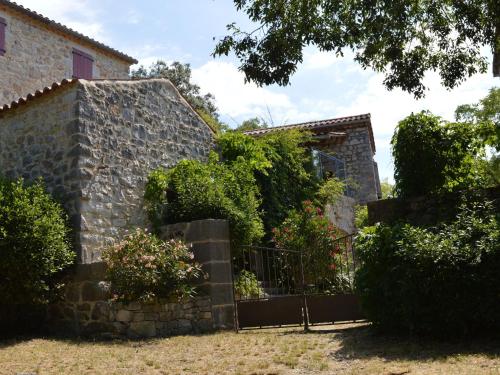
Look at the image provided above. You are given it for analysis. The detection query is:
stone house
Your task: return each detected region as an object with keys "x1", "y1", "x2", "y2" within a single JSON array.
[
  {"x1": 0, "y1": 0, "x2": 137, "y2": 106},
  {"x1": 245, "y1": 116, "x2": 381, "y2": 233},
  {"x1": 0, "y1": 78, "x2": 215, "y2": 263},
  {"x1": 0, "y1": 2, "x2": 380, "y2": 336}
]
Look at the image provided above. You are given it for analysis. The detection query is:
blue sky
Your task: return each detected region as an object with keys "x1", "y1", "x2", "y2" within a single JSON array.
[{"x1": 17, "y1": 0, "x2": 499, "y2": 182}]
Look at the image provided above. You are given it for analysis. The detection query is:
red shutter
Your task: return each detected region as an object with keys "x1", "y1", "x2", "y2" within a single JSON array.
[
  {"x1": 0, "y1": 17, "x2": 6, "y2": 56},
  {"x1": 72, "y1": 49, "x2": 94, "y2": 79}
]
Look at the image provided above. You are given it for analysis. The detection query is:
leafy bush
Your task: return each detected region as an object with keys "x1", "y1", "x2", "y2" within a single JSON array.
[
  {"x1": 218, "y1": 130, "x2": 320, "y2": 240},
  {"x1": 354, "y1": 205, "x2": 369, "y2": 230},
  {"x1": 102, "y1": 229, "x2": 203, "y2": 302},
  {"x1": 355, "y1": 200, "x2": 500, "y2": 337},
  {"x1": 0, "y1": 178, "x2": 74, "y2": 305},
  {"x1": 234, "y1": 270, "x2": 263, "y2": 299},
  {"x1": 391, "y1": 111, "x2": 487, "y2": 197},
  {"x1": 145, "y1": 152, "x2": 264, "y2": 246},
  {"x1": 272, "y1": 200, "x2": 348, "y2": 292}
]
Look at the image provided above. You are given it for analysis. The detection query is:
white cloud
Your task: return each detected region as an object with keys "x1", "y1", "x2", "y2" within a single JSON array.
[
  {"x1": 334, "y1": 67, "x2": 498, "y2": 181},
  {"x1": 192, "y1": 61, "x2": 293, "y2": 118},
  {"x1": 303, "y1": 50, "x2": 339, "y2": 70},
  {"x1": 14, "y1": 0, "x2": 106, "y2": 41},
  {"x1": 336, "y1": 71, "x2": 496, "y2": 139}
]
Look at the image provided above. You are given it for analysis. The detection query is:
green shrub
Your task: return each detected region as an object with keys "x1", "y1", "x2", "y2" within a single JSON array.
[
  {"x1": 0, "y1": 178, "x2": 74, "y2": 305},
  {"x1": 391, "y1": 111, "x2": 487, "y2": 198},
  {"x1": 354, "y1": 205, "x2": 369, "y2": 230},
  {"x1": 102, "y1": 229, "x2": 203, "y2": 302},
  {"x1": 272, "y1": 200, "x2": 348, "y2": 292},
  {"x1": 234, "y1": 270, "x2": 263, "y2": 299},
  {"x1": 355, "y1": 199, "x2": 500, "y2": 337},
  {"x1": 145, "y1": 152, "x2": 264, "y2": 246},
  {"x1": 218, "y1": 130, "x2": 320, "y2": 240}
]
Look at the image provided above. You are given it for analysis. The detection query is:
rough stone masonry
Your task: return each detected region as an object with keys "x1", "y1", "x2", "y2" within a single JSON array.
[{"x1": 0, "y1": 78, "x2": 215, "y2": 263}]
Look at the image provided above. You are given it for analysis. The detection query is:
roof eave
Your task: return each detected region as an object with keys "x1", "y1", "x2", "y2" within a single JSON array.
[{"x1": 0, "y1": 0, "x2": 138, "y2": 64}]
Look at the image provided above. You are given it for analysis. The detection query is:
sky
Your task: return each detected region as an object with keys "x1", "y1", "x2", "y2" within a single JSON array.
[{"x1": 15, "y1": 0, "x2": 500, "y2": 182}]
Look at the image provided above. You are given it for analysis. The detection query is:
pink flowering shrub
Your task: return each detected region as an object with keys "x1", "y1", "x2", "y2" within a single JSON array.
[
  {"x1": 102, "y1": 229, "x2": 203, "y2": 302},
  {"x1": 272, "y1": 200, "x2": 349, "y2": 292}
]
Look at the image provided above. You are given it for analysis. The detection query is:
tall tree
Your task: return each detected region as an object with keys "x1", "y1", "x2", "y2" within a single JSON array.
[
  {"x1": 214, "y1": 1, "x2": 500, "y2": 98},
  {"x1": 132, "y1": 61, "x2": 228, "y2": 132},
  {"x1": 234, "y1": 117, "x2": 268, "y2": 132},
  {"x1": 455, "y1": 87, "x2": 500, "y2": 149}
]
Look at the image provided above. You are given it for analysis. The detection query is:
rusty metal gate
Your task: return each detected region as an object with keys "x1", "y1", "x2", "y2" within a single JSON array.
[{"x1": 231, "y1": 234, "x2": 364, "y2": 330}]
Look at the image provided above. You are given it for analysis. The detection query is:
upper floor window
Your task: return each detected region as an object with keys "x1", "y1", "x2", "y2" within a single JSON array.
[
  {"x1": 72, "y1": 49, "x2": 94, "y2": 79},
  {"x1": 0, "y1": 17, "x2": 6, "y2": 56}
]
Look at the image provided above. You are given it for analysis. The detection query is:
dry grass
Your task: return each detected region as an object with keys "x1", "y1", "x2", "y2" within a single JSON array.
[{"x1": 1, "y1": 322, "x2": 499, "y2": 374}]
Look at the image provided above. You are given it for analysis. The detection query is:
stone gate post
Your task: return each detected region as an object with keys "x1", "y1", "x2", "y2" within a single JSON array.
[{"x1": 159, "y1": 219, "x2": 235, "y2": 330}]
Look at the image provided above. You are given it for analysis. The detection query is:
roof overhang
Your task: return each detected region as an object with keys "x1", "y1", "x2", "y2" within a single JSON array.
[
  {"x1": 244, "y1": 114, "x2": 376, "y2": 153},
  {"x1": 0, "y1": 0, "x2": 138, "y2": 64}
]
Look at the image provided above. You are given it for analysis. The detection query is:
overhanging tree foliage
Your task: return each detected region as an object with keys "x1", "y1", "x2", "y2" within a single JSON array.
[{"x1": 214, "y1": 0, "x2": 500, "y2": 98}]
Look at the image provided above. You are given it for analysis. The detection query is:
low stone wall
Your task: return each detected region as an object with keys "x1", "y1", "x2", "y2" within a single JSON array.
[
  {"x1": 47, "y1": 263, "x2": 213, "y2": 338},
  {"x1": 367, "y1": 186, "x2": 500, "y2": 226},
  {"x1": 45, "y1": 219, "x2": 235, "y2": 338}
]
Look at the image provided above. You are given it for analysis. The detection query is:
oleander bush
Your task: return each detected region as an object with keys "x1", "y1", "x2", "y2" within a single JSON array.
[
  {"x1": 272, "y1": 200, "x2": 348, "y2": 293},
  {"x1": 355, "y1": 199, "x2": 500, "y2": 337},
  {"x1": 0, "y1": 177, "x2": 74, "y2": 306},
  {"x1": 102, "y1": 228, "x2": 203, "y2": 302}
]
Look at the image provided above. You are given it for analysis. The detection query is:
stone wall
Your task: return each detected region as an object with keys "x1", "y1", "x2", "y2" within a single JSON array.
[
  {"x1": 76, "y1": 79, "x2": 215, "y2": 263},
  {"x1": 160, "y1": 219, "x2": 235, "y2": 330},
  {"x1": 325, "y1": 195, "x2": 356, "y2": 234},
  {"x1": 48, "y1": 264, "x2": 214, "y2": 338},
  {"x1": 326, "y1": 126, "x2": 380, "y2": 204},
  {"x1": 367, "y1": 186, "x2": 500, "y2": 227},
  {"x1": 0, "y1": 79, "x2": 215, "y2": 263},
  {"x1": 0, "y1": 6, "x2": 131, "y2": 106},
  {"x1": 46, "y1": 219, "x2": 235, "y2": 338},
  {"x1": 0, "y1": 83, "x2": 83, "y2": 237}
]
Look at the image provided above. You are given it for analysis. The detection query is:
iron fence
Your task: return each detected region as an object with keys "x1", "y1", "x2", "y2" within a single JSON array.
[
  {"x1": 231, "y1": 233, "x2": 364, "y2": 329},
  {"x1": 232, "y1": 234, "x2": 359, "y2": 301}
]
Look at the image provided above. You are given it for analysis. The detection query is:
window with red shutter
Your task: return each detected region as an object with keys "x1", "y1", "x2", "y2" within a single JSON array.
[
  {"x1": 72, "y1": 49, "x2": 94, "y2": 79},
  {"x1": 0, "y1": 17, "x2": 6, "y2": 56}
]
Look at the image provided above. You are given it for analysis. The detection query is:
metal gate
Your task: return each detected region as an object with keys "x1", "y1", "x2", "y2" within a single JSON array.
[{"x1": 231, "y1": 234, "x2": 364, "y2": 330}]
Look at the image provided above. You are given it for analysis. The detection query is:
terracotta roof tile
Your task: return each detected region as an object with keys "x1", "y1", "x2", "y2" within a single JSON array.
[
  {"x1": 0, "y1": 78, "x2": 78, "y2": 115},
  {"x1": 243, "y1": 114, "x2": 376, "y2": 152},
  {"x1": 243, "y1": 114, "x2": 371, "y2": 136},
  {"x1": 0, "y1": 0, "x2": 137, "y2": 64}
]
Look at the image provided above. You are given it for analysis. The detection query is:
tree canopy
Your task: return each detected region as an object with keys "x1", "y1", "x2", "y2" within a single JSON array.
[
  {"x1": 456, "y1": 87, "x2": 500, "y2": 149},
  {"x1": 234, "y1": 117, "x2": 268, "y2": 132},
  {"x1": 214, "y1": 0, "x2": 500, "y2": 98}
]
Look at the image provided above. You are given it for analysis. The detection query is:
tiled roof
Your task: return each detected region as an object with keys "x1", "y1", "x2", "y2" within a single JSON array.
[
  {"x1": 243, "y1": 114, "x2": 375, "y2": 152},
  {"x1": 0, "y1": 78, "x2": 78, "y2": 115},
  {"x1": 0, "y1": 0, "x2": 138, "y2": 64},
  {"x1": 243, "y1": 114, "x2": 371, "y2": 136}
]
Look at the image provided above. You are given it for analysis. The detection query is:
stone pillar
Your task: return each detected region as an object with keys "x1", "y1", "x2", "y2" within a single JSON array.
[{"x1": 160, "y1": 219, "x2": 235, "y2": 330}]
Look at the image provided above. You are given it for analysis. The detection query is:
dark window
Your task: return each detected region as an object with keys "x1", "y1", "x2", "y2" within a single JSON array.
[
  {"x1": 0, "y1": 17, "x2": 6, "y2": 56},
  {"x1": 72, "y1": 49, "x2": 94, "y2": 79}
]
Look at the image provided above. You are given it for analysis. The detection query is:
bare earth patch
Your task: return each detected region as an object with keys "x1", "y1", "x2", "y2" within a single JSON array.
[{"x1": 0, "y1": 323, "x2": 499, "y2": 374}]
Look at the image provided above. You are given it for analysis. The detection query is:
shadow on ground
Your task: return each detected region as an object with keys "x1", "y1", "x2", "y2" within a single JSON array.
[{"x1": 306, "y1": 323, "x2": 500, "y2": 362}]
